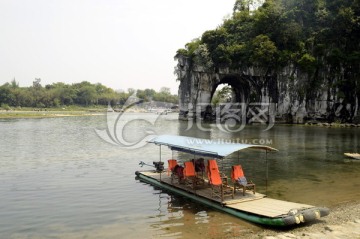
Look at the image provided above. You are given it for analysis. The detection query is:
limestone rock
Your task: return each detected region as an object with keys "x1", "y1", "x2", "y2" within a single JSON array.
[{"x1": 175, "y1": 55, "x2": 359, "y2": 124}]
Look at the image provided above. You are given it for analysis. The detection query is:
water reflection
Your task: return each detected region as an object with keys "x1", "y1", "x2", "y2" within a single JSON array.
[{"x1": 143, "y1": 186, "x2": 257, "y2": 239}]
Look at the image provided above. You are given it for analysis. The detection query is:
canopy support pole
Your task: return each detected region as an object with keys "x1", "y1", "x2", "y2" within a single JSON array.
[
  {"x1": 159, "y1": 145, "x2": 162, "y2": 181},
  {"x1": 265, "y1": 149, "x2": 268, "y2": 194}
]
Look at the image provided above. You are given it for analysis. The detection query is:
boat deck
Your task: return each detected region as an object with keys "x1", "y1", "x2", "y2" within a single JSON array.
[{"x1": 140, "y1": 171, "x2": 313, "y2": 218}]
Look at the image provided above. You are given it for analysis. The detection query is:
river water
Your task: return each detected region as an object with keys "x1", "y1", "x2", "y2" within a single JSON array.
[{"x1": 0, "y1": 113, "x2": 359, "y2": 238}]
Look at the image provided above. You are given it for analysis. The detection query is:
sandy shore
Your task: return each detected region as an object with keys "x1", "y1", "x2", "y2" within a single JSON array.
[{"x1": 246, "y1": 200, "x2": 360, "y2": 239}]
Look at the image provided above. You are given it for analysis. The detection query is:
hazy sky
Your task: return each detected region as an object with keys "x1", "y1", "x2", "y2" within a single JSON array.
[{"x1": 0, "y1": 0, "x2": 234, "y2": 94}]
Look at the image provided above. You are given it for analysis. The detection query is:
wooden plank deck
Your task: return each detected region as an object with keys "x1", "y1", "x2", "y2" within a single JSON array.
[
  {"x1": 226, "y1": 198, "x2": 312, "y2": 218},
  {"x1": 141, "y1": 171, "x2": 315, "y2": 218}
]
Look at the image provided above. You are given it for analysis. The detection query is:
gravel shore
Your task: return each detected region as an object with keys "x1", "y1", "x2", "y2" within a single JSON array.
[{"x1": 249, "y1": 200, "x2": 360, "y2": 239}]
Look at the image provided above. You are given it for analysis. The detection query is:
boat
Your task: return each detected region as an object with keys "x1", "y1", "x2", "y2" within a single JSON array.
[
  {"x1": 344, "y1": 153, "x2": 360, "y2": 160},
  {"x1": 135, "y1": 135, "x2": 330, "y2": 227}
]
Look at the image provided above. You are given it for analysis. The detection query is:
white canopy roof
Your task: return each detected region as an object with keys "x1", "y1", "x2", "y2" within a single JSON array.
[{"x1": 148, "y1": 135, "x2": 278, "y2": 159}]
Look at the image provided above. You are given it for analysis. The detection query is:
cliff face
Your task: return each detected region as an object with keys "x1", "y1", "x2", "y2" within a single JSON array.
[{"x1": 176, "y1": 55, "x2": 359, "y2": 124}]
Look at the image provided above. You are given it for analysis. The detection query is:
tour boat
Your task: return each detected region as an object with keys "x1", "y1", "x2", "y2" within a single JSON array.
[{"x1": 135, "y1": 135, "x2": 329, "y2": 227}]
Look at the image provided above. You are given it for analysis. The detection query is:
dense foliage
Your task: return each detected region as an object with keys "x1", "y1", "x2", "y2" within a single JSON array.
[
  {"x1": 211, "y1": 86, "x2": 233, "y2": 105},
  {"x1": 0, "y1": 79, "x2": 178, "y2": 109},
  {"x1": 176, "y1": 0, "x2": 360, "y2": 94}
]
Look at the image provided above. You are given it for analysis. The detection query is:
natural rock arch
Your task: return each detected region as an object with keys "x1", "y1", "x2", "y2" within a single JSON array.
[
  {"x1": 175, "y1": 55, "x2": 359, "y2": 124},
  {"x1": 211, "y1": 75, "x2": 250, "y2": 104}
]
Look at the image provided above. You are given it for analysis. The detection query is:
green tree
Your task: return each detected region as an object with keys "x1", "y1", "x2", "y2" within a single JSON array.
[
  {"x1": 14, "y1": 88, "x2": 33, "y2": 107},
  {"x1": 137, "y1": 88, "x2": 156, "y2": 101},
  {"x1": 78, "y1": 86, "x2": 96, "y2": 106},
  {"x1": 176, "y1": 38, "x2": 201, "y2": 57},
  {"x1": 0, "y1": 83, "x2": 14, "y2": 106},
  {"x1": 10, "y1": 79, "x2": 19, "y2": 89},
  {"x1": 94, "y1": 83, "x2": 117, "y2": 105},
  {"x1": 55, "y1": 83, "x2": 77, "y2": 105},
  {"x1": 233, "y1": 0, "x2": 262, "y2": 13},
  {"x1": 249, "y1": 34, "x2": 278, "y2": 66},
  {"x1": 201, "y1": 27, "x2": 229, "y2": 53},
  {"x1": 153, "y1": 88, "x2": 178, "y2": 104},
  {"x1": 212, "y1": 86, "x2": 233, "y2": 105},
  {"x1": 33, "y1": 78, "x2": 42, "y2": 89},
  {"x1": 72, "y1": 81, "x2": 97, "y2": 106},
  {"x1": 297, "y1": 53, "x2": 317, "y2": 73},
  {"x1": 30, "y1": 78, "x2": 45, "y2": 107},
  {"x1": 193, "y1": 44, "x2": 214, "y2": 69}
]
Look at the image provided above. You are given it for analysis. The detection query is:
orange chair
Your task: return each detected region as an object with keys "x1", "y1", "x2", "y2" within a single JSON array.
[
  {"x1": 231, "y1": 165, "x2": 255, "y2": 196},
  {"x1": 207, "y1": 160, "x2": 234, "y2": 202},
  {"x1": 206, "y1": 159, "x2": 219, "y2": 181},
  {"x1": 168, "y1": 159, "x2": 178, "y2": 183},
  {"x1": 207, "y1": 159, "x2": 228, "y2": 185},
  {"x1": 183, "y1": 161, "x2": 203, "y2": 189},
  {"x1": 167, "y1": 159, "x2": 178, "y2": 175}
]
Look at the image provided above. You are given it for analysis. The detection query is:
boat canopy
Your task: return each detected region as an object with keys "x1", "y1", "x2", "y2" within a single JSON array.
[{"x1": 148, "y1": 135, "x2": 278, "y2": 159}]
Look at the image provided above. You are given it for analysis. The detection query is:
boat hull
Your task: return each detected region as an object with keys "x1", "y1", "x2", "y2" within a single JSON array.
[
  {"x1": 135, "y1": 171, "x2": 329, "y2": 227},
  {"x1": 344, "y1": 153, "x2": 360, "y2": 160}
]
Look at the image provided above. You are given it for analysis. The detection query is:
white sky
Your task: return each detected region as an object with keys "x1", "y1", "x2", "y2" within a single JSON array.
[{"x1": 0, "y1": 0, "x2": 234, "y2": 94}]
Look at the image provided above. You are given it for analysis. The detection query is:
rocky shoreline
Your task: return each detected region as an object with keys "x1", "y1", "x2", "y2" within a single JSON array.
[
  {"x1": 248, "y1": 201, "x2": 360, "y2": 239},
  {"x1": 305, "y1": 122, "x2": 360, "y2": 128}
]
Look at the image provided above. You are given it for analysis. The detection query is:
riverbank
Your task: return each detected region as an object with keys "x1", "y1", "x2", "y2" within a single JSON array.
[
  {"x1": 0, "y1": 107, "x2": 173, "y2": 118},
  {"x1": 305, "y1": 122, "x2": 360, "y2": 128},
  {"x1": 0, "y1": 106, "x2": 108, "y2": 119},
  {"x1": 0, "y1": 110, "x2": 104, "y2": 119},
  {"x1": 247, "y1": 200, "x2": 360, "y2": 239}
]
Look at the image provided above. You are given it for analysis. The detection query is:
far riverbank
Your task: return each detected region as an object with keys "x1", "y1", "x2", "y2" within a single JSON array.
[
  {"x1": 0, "y1": 106, "x2": 176, "y2": 119},
  {"x1": 0, "y1": 110, "x2": 104, "y2": 119}
]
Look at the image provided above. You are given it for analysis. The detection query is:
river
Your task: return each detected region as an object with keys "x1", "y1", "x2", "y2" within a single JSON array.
[{"x1": 0, "y1": 113, "x2": 359, "y2": 238}]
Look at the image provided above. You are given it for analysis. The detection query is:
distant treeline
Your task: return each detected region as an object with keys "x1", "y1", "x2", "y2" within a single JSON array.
[{"x1": 0, "y1": 79, "x2": 178, "y2": 108}]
